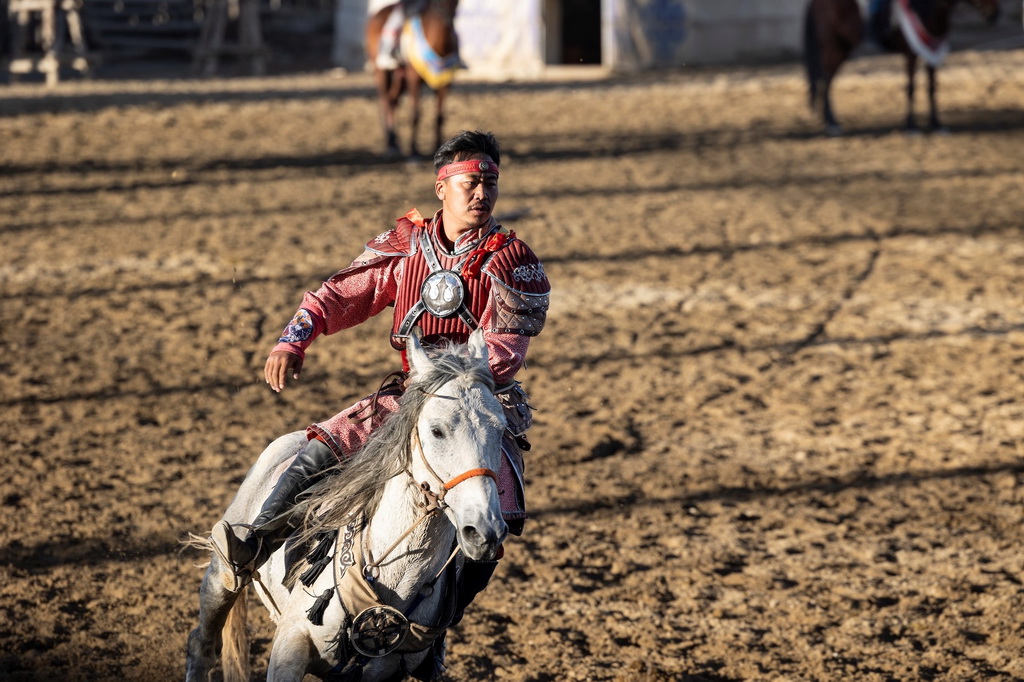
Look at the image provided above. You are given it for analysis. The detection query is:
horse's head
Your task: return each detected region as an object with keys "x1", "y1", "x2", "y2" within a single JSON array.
[{"x1": 406, "y1": 329, "x2": 507, "y2": 561}]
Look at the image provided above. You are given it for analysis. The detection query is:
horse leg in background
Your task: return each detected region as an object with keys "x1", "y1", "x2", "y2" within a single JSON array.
[
  {"x1": 407, "y1": 69, "x2": 424, "y2": 159},
  {"x1": 819, "y1": 45, "x2": 845, "y2": 136},
  {"x1": 803, "y1": 0, "x2": 862, "y2": 136},
  {"x1": 904, "y1": 52, "x2": 919, "y2": 132},
  {"x1": 802, "y1": 1, "x2": 824, "y2": 126},
  {"x1": 433, "y1": 84, "x2": 447, "y2": 152},
  {"x1": 926, "y1": 64, "x2": 945, "y2": 132},
  {"x1": 185, "y1": 556, "x2": 248, "y2": 682},
  {"x1": 376, "y1": 68, "x2": 403, "y2": 157}
]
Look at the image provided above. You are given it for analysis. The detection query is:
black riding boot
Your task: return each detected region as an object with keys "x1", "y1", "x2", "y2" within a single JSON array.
[
  {"x1": 451, "y1": 559, "x2": 499, "y2": 626},
  {"x1": 213, "y1": 437, "x2": 337, "y2": 589}
]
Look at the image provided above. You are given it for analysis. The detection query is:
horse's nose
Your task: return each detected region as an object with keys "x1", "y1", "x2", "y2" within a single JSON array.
[{"x1": 460, "y1": 522, "x2": 508, "y2": 560}]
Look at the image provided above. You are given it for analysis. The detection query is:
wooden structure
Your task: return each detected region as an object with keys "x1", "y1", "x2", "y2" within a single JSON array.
[
  {"x1": 80, "y1": 0, "x2": 203, "y2": 61},
  {"x1": 6, "y1": 0, "x2": 95, "y2": 85},
  {"x1": 191, "y1": 0, "x2": 266, "y2": 75}
]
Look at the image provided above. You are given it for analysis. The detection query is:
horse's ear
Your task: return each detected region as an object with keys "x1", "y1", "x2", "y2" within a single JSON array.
[
  {"x1": 468, "y1": 328, "x2": 489, "y2": 365},
  {"x1": 407, "y1": 327, "x2": 433, "y2": 378}
]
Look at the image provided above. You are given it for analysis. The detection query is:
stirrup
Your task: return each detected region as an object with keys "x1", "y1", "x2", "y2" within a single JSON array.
[{"x1": 210, "y1": 520, "x2": 258, "y2": 592}]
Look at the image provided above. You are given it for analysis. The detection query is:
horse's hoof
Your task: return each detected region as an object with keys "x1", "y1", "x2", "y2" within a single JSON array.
[
  {"x1": 903, "y1": 126, "x2": 923, "y2": 137},
  {"x1": 825, "y1": 124, "x2": 844, "y2": 137},
  {"x1": 931, "y1": 126, "x2": 951, "y2": 136}
]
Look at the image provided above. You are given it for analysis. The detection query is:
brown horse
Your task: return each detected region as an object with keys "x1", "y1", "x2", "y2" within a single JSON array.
[
  {"x1": 365, "y1": 0, "x2": 460, "y2": 158},
  {"x1": 803, "y1": 0, "x2": 1001, "y2": 135}
]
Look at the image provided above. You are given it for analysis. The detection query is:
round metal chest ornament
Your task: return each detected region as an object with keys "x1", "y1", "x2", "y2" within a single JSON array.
[
  {"x1": 421, "y1": 270, "x2": 465, "y2": 318},
  {"x1": 350, "y1": 605, "x2": 410, "y2": 657}
]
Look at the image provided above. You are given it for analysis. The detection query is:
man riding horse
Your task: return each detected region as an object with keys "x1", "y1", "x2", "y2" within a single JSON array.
[{"x1": 212, "y1": 130, "x2": 550, "y2": 622}]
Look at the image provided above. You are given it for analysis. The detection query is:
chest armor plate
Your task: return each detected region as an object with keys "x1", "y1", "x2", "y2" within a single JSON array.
[{"x1": 391, "y1": 225, "x2": 492, "y2": 350}]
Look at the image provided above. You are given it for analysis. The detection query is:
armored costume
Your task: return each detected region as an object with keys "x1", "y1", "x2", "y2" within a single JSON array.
[
  {"x1": 281, "y1": 206, "x2": 550, "y2": 530},
  {"x1": 212, "y1": 170, "x2": 550, "y2": 596}
]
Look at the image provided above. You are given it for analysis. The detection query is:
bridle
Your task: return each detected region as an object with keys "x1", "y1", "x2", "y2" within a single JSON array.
[
  {"x1": 410, "y1": 427, "x2": 497, "y2": 511},
  {"x1": 362, "y1": 413, "x2": 498, "y2": 577}
]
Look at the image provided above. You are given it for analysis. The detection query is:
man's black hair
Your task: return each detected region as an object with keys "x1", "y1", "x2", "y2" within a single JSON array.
[{"x1": 433, "y1": 130, "x2": 501, "y2": 172}]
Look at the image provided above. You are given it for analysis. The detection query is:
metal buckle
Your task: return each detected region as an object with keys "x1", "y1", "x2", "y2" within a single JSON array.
[
  {"x1": 420, "y1": 270, "x2": 465, "y2": 318},
  {"x1": 350, "y1": 605, "x2": 410, "y2": 657}
]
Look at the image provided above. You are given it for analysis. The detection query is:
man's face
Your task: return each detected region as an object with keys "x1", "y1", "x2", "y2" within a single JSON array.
[{"x1": 436, "y1": 152, "x2": 500, "y2": 233}]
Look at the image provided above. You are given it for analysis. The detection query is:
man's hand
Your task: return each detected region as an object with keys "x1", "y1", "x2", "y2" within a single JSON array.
[{"x1": 265, "y1": 351, "x2": 303, "y2": 393}]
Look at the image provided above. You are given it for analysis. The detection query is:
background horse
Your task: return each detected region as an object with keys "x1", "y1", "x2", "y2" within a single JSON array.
[
  {"x1": 804, "y1": 0, "x2": 1001, "y2": 135},
  {"x1": 366, "y1": 0, "x2": 460, "y2": 158},
  {"x1": 185, "y1": 329, "x2": 507, "y2": 682}
]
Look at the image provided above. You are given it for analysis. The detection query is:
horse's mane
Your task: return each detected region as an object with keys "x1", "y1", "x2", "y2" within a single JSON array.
[{"x1": 297, "y1": 339, "x2": 495, "y2": 543}]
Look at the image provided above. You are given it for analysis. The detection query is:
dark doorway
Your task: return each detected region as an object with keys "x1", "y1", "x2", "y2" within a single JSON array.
[{"x1": 559, "y1": 0, "x2": 601, "y2": 64}]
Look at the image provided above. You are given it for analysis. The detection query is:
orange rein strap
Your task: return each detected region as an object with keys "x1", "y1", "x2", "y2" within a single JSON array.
[{"x1": 443, "y1": 467, "x2": 498, "y2": 492}]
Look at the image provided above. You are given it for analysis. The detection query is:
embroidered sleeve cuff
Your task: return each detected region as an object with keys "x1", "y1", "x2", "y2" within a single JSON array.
[
  {"x1": 279, "y1": 308, "x2": 317, "y2": 342},
  {"x1": 273, "y1": 308, "x2": 324, "y2": 358}
]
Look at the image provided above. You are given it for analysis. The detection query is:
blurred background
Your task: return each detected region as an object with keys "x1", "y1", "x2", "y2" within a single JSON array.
[{"x1": 2, "y1": 0, "x2": 1021, "y2": 83}]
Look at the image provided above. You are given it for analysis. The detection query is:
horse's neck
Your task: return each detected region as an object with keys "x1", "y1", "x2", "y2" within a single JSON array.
[
  {"x1": 425, "y1": 0, "x2": 457, "y2": 31},
  {"x1": 428, "y1": 0, "x2": 457, "y2": 17},
  {"x1": 363, "y1": 475, "x2": 455, "y2": 605},
  {"x1": 921, "y1": 0, "x2": 953, "y2": 34}
]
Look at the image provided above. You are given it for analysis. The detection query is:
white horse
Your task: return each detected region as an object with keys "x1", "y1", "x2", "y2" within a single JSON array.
[{"x1": 185, "y1": 329, "x2": 508, "y2": 681}]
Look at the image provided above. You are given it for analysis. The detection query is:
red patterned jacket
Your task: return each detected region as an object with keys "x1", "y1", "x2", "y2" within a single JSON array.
[{"x1": 272, "y1": 208, "x2": 550, "y2": 386}]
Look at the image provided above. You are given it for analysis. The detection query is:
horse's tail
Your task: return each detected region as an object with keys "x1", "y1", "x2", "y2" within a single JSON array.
[
  {"x1": 221, "y1": 588, "x2": 252, "y2": 682},
  {"x1": 803, "y1": 0, "x2": 822, "y2": 110}
]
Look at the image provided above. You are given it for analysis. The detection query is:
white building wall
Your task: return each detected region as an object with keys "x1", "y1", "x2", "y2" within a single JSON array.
[
  {"x1": 333, "y1": 0, "x2": 810, "y2": 77},
  {"x1": 609, "y1": 0, "x2": 806, "y2": 70},
  {"x1": 455, "y1": 0, "x2": 546, "y2": 79},
  {"x1": 332, "y1": 0, "x2": 371, "y2": 70}
]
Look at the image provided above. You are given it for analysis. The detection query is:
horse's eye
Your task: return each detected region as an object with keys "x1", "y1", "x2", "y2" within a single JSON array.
[{"x1": 430, "y1": 427, "x2": 445, "y2": 439}]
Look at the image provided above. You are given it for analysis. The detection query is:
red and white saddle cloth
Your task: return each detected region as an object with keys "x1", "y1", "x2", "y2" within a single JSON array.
[{"x1": 896, "y1": 0, "x2": 950, "y2": 67}]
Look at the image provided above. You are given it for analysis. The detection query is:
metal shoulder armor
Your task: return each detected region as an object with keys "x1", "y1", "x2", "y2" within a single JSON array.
[
  {"x1": 483, "y1": 239, "x2": 550, "y2": 336},
  {"x1": 362, "y1": 219, "x2": 418, "y2": 259}
]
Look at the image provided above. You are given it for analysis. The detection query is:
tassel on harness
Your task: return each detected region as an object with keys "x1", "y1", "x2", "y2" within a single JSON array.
[
  {"x1": 308, "y1": 530, "x2": 337, "y2": 563},
  {"x1": 307, "y1": 588, "x2": 334, "y2": 626},
  {"x1": 300, "y1": 530, "x2": 337, "y2": 587},
  {"x1": 300, "y1": 555, "x2": 333, "y2": 587}
]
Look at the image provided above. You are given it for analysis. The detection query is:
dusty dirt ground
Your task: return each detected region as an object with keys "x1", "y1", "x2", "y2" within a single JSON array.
[{"x1": 3, "y1": 45, "x2": 1024, "y2": 681}]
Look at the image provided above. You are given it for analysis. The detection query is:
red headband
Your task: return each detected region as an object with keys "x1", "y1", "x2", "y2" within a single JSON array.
[{"x1": 436, "y1": 159, "x2": 499, "y2": 181}]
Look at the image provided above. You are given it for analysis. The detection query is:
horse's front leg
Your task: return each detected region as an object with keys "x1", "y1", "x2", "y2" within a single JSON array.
[
  {"x1": 185, "y1": 559, "x2": 242, "y2": 682},
  {"x1": 926, "y1": 64, "x2": 945, "y2": 133},
  {"x1": 904, "y1": 53, "x2": 919, "y2": 132},
  {"x1": 821, "y1": 43, "x2": 846, "y2": 136},
  {"x1": 376, "y1": 69, "x2": 401, "y2": 156},
  {"x1": 434, "y1": 84, "x2": 448, "y2": 150},
  {"x1": 266, "y1": 627, "x2": 314, "y2": 682}
]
